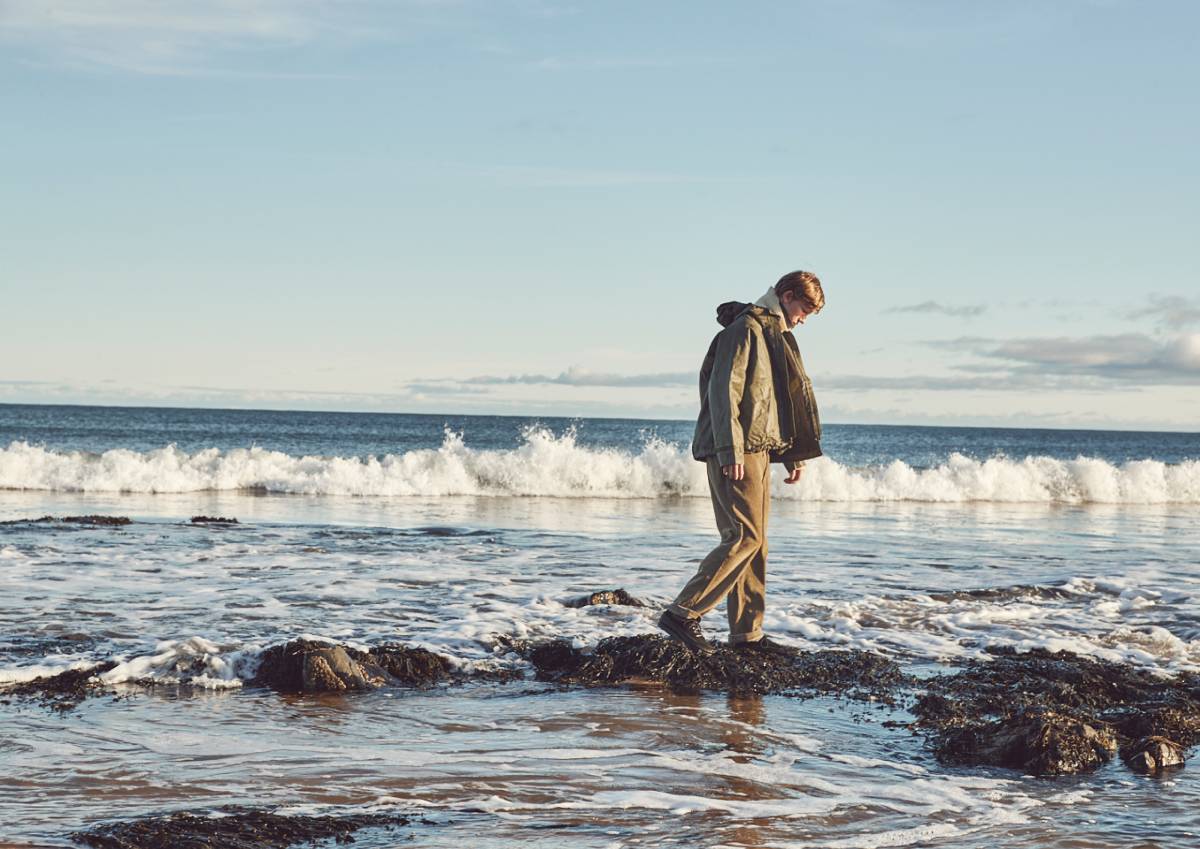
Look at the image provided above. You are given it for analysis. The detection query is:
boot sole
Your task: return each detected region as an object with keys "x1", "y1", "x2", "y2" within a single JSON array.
[{"x1": 657, "y1": 613, "x2": 715, "y2": 654}]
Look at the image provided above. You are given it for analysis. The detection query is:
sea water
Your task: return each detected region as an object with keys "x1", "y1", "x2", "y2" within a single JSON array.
[{"x1": 1, "y1": 404, "x2": 1198, "y2": 848}]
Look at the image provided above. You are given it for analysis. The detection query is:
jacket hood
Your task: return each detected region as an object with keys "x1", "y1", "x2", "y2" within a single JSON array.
[
  {"x1": 715, "y1": 300, "x2": 749, "y2": 327},
  {"x1": 714, "y1": 288, "x2": 789, "y2": 330}
]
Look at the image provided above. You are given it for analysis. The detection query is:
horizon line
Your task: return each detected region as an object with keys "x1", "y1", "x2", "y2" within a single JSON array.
[{"x1": 0, "y1": 401, "x2": 1195, "y2": 436}]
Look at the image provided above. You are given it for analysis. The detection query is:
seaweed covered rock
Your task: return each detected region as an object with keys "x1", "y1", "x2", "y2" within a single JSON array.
[
  {"x1": 915, "y1": 648, "x2": 1200, "y2": 775},
  {"x1": 935, "y1": 708, "x2": 1117, "y2": 776},
  {"x1": 1121, "y1": 736, "x2": 1186, "y2": 773},
  {"x1": 1109, "y1": 705, "x2": 1200, "y2": 749},
  {"x1": 190, "y1": 515, "x2": 239, "y2": 524},
  {"x1": 921, "y1": 646, "x2": 1173, "y2": 721},
  {"x1": 369, "y1": 643, "x2": 457, "y2": 684},
  {"x1": 523, "y1": 634, "x2": 907, "y2": 701},
  {"x1": 251, "y1": 639, "x2": 457, "y2": 693},
  {"x1": 71, "y1": 805, "x2": 415, "y2": 849},
  {"x1": 564, "y1": 588, "x2": 648, "y2": 608},
  {"x1": 0, "y1": 661, "x2": 118, "y2": 712}
]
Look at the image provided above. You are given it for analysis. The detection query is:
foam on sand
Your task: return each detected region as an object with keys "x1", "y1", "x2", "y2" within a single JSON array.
[{"x1": 2, "y1": 431, "x2": 1198, "y2": 502}]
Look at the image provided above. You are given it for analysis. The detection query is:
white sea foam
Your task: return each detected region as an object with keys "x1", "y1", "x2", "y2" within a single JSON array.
[
  {"x1": 0, "y1": 659, "x2": 104, "y2": 686},
  {"x1": 2, "y1": 433, "x2": 1198, "y2": 502},
  {"x1": 97, "y1": 636, "x2": 258, "y2": 689},
  {"x1": 765, "y1": 577, "x2": 1200, "y2": 673}
]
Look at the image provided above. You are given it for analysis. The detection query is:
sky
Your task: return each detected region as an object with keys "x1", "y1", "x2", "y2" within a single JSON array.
[{"x1": 2, "y1": 0, "x2": 1198, "y2": 430}]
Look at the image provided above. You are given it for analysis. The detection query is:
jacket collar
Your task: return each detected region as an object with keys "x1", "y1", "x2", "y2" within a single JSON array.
[{"x1": 753, "y1": 287, "x2": 789, "y2": 332}]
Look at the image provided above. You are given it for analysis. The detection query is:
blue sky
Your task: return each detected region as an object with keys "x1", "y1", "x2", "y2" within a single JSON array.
[{"x1": 2, "y1": 0, "x2": 1197, "y2": 430}]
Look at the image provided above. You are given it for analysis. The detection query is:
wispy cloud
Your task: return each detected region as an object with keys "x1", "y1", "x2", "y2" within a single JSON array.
[
  {"x1": 0, "y1": 0, "x2": 409, "y2": 76},
  {"x1": 477, "y1": 165, "x2": 709, "y2": 188},
  {"x1": 528, "y1": 55, "x2": 690, "y2": 72},
  {"x1": 459, "y1": 366, "x2": 693, "y2": 388},
  {"x1": 821, "y1": 372, "x2": 1124, "y2": 393},
  {"x1": 888, "y1": 300, "x2": 987, "y2": 318},
  {"x1": 2, "y1": 0, "x2": 309, "y2": 74},
  {"x1": 1131, "y1": 294, "x2": 1200, "y2": 331}
]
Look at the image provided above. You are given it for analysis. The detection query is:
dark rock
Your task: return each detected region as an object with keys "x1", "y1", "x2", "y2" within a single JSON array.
[
  {"x1": 1108, "y1": 705, "x2": 1200, "y2": 749},
  {"x1": 915, "y1": 648, "x2": 1200, "y2": 775},
  {"x1": 2, "y1": 661, "x2": 118, "y2": 711},
  {"x1": 1121, "y1": 735, "x2": 1186, "y2": 773},
  {"x1": 935, "y1": 646, "x2": 1173, "y2": 716},
  {"x1": 521, "y1": 634, "x2": 908, "y2": 701},
  {"x1": 253, "y1": 640, "x2": 392, "y2": 693},
  {"x1": 304, "y1": 646, "x2": 394, "y2": 692},
  {"x1": 369, "y1": 643, "x2": 456, "y2": 685},
  {"x1": 927, "y1": 584, "x2": 1076, "y2": 603},
  {"x1": 935, "y1": 708, "x2": 1117, "y2": 776},
  {"x1": 70, "y1": 805, "x2": 415, "y2": 849},
  {"x1": 251, "y1": 639, "x2": 458, "y2": 693},
  {"x1": 564, "y1": 588, "x2": 648, "y2": 608},
  {"x1": 190, "y1": 515, "x2": 239, "y2": 524}
]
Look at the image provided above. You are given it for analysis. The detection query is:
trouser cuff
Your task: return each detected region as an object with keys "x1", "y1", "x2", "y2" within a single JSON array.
[
  {"x1": 728, "y1": 630, "x2": 764, "y2": 644},
  {"x1": 668, "y1": 603, "x2": 700, "y2": 620}
]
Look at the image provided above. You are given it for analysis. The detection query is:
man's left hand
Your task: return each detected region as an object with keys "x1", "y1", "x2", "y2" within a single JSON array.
[{"x1": 784, "y1": 466, "x2": 804, "y2": 485}]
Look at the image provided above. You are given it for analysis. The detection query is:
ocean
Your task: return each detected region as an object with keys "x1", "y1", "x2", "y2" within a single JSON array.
[{"x1": 1, "y1": 403, "x2": 1198, "y2": 848}]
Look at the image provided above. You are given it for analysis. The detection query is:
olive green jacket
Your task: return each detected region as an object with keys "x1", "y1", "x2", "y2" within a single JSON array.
[{"x1": 691, "y1": 293, "x2": 822, "y2": 470}]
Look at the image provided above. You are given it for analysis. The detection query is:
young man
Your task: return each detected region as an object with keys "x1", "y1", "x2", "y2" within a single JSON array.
[{"x1": 658, "y1": 270, "x2": 825, "y2": 654}]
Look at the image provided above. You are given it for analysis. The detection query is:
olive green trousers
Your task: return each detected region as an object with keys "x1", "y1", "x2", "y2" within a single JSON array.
[{"x1": 668, "y1": 451, "x2": 769, "y2": 643}]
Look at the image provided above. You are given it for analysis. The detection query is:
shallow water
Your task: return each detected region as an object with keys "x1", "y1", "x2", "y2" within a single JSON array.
[{"x1": 3, "y1": 489, "x2": 1199, "y2": 847}]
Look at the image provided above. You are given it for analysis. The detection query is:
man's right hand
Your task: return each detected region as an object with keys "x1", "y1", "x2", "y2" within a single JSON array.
[{"x1": 721, "y1": 463, "x2": 744, "y2": 480}]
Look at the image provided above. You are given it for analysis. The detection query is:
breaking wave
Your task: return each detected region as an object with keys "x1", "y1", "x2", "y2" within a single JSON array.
[{"x1": 1, "y1": 431, "x2": 1198, "y2": 503}]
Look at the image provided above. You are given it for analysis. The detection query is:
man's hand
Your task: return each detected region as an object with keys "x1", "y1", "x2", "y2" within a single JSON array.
[
  {"x1": 784, "y1": 465, "x2": 804, "y2": 485},
  {"x1": 721, "y1": 463, "x2": 744, "y2": 480}
]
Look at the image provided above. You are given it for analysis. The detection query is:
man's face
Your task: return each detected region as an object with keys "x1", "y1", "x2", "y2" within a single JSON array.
[{"x1": 780, "y1": 291, "x2": 812, "y2": 328}]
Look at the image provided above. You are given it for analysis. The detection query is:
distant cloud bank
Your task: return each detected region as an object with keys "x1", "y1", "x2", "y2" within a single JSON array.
[{"x1": 928, "y1": 332, "x2": 1200, "y2": 385}]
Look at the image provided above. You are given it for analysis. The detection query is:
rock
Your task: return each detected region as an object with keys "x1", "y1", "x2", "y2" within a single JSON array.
[
  {"x1": 935, "y1": 708, "x2": 1117, "y2": 776},
  {"x1": 368, "y1": 644, "x2": 457, "y2": 685},
  {"x1": 251, "y1": 639, "x2": 459, "y2": 693},
  {"x1": 253, "y1": 640, "x2": 392, "y2": 693},
  {"x1": 521, "y1": 634, "x2": 908, "y2": 701},
  {"x1": 1, "y1": 662, "x2": 118, "y2": 712},
  {"x1": 564, "y1": 588, "x2": 647, "y2": 608},
  {"x1": 914, "y1": 648, "x2": 1200, "y2": 775},
  {"x1": 191, "y1": 515, "x2": 238, "y2": 524},
  {"x1": 1121, "y1": 736, "x2": 1186, "y2": 773},
  {"x1": 302, "y1": 645, "x2": 394, "y2": 692},
  {"x1": 926, "y1": 647, "x2": 1172, "y2": 718},
  {"x1": 70, "y1": 805, "x2": 415, "y2": 849},
  {"x1": 1108, "y1": 706, "x2": 1200, "y2": 749}
]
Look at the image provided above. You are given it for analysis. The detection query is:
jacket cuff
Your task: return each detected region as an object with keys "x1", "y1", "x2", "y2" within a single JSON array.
[{"x1": 716, "y1": 448, "x2": 744, "y2": 467}]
